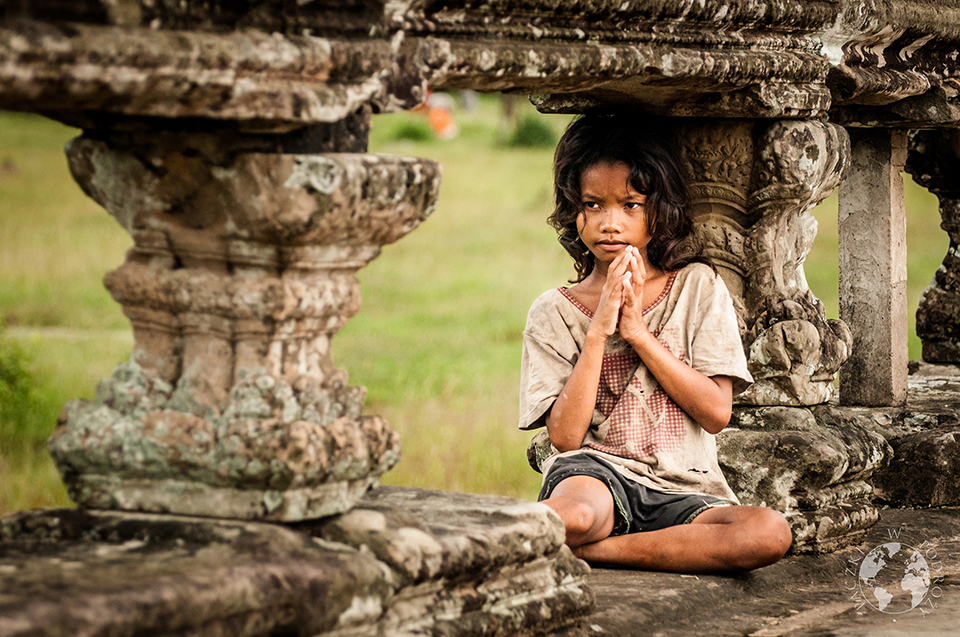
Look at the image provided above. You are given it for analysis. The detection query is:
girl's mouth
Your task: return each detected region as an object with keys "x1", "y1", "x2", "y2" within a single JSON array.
[{"x1": 598, "y1": 241, "x2": 626, "y2": 251}]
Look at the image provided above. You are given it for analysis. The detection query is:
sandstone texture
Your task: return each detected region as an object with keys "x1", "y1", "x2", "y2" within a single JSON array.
[
  {"x1": 716, "y1": 366, "x2": 960, "y2": 554},
  {"x1": 2, "y1": 0, "x2": 960, "y2": 619},
  {"x1": 720, "y1": 406, "x2": 889, "y2": 554},
  {"x1": 558, "y1": 507, "x2": 960, "y2": 636},
  {"x1": 4, "y1": 1, "x2": 960, "y2": 126},
  {"x1": 0, "y1": 487, "x2": 593, "y2": 637},
  {"x1": 869, "y1": 362, "x2": 960, "y2": 509},
  {"x1": 838, "y1": 129, "x2": 910, "y2": 406},
  {"x1": 49, "y1": 138, "x2": 441, "y2": 521},
  {"x1": 673, "y1": 119, "x2": 852, "y2": 407},
  {"x1": 906, "y1": 129, "x2": 960, "y2": 364}
]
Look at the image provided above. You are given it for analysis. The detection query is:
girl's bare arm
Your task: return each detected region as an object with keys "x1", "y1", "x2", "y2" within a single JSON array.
[
  {"x1": 545, "y1": 331, "x2": 607, "y2": 451},
  {"x1": 546, "y1": 252, "x2": 631, "y2": 450}
]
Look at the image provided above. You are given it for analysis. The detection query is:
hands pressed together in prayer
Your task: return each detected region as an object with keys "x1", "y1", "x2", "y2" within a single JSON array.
[{"x1": 588, "y1": 246, "x2": 650, "y2": 346}]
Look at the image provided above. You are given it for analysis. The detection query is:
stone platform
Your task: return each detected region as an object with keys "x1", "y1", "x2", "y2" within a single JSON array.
[
  {"x1": 715, "y1": 363, "x2": 960, "y2": 555},
  {"x1": 0, "y1": 487, "x2": 592, "y2": 637},
  {"x1": 561, "y1": 507, "x2": 960, "y2": 636}
]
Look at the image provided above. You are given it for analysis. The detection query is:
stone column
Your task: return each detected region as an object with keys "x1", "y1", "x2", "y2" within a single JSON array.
[
  {"x1": 677, "y1": 119, "x2": 888, "y2": 553},
  {"x1": 906, "y1": 129, "x2": 960, "y2": 363},
  {"x1": 48, "y1": 126, "x2": 441, "y2": 521},
  {"x1": 838, "y1": 129, "x2": 909, "y2": 406},
  {"x1": 677, "y1": 119, "x2": 852, "y2": 406}
]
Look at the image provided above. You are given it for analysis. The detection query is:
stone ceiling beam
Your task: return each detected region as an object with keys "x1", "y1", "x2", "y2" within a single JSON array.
[{"x1": 0, "y1": 19, "x2": 403, "y2": 132}]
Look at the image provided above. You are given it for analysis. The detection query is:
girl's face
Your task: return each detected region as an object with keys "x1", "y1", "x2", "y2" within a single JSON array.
[{"x1": 576, "y1": 160, "x2": 651, "y2": 267}]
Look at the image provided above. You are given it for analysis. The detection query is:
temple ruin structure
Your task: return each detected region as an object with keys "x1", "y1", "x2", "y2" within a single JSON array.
[{"x1": 3, "y1": 1, "x2": 960, "y2": 634}]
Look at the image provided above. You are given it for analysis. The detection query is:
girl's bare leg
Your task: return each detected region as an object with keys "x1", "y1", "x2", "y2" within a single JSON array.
[
  {"x1": 540, "y1": 475, "x2": 616, "y2": 548},
  {"x1": 572, "y1": 505, "x2": 791, "y2": 573}
]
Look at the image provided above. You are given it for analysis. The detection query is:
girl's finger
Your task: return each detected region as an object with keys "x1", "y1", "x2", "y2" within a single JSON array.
[
  {"x1": 611, "y1": 248, "x2": 630, "y2": 272},
  {"x1": 633, "y1": 250, "x2": 645, "y2": 277},
  {"x1": 622, "y1": 274, "x2": 636, "y2": 302}
]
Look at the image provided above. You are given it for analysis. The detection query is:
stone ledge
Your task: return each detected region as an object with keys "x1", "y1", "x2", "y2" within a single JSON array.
[
  {"x1": 719, "y1": 405, "x2": 890, "y2": 554},
  {"x1": 556, "y1": 507, "x2": 960, "y2": 636},
  {"x1": 0, "y1": 487, "x2": 593, "y2": 637},
  {"x1": 870, "y1": 363, "x2": 960, "y2": 509},
  {"x1": 719, "y1": 365, "x2": 960, "y2": 555}
]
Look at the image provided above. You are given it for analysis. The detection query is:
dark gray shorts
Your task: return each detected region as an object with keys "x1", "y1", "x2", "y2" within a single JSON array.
[{"x1": 538, "y1": 453, "x2": 734, "y2": 536}]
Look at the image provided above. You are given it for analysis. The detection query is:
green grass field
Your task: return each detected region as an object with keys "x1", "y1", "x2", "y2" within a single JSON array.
[{"x1": 0, "y1": 98, "x2": 946, "y2": 513}]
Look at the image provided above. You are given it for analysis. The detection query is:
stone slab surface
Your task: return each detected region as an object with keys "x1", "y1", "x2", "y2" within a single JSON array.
[
  {"x1": 828, "y1": 363, "x2": 960, "y2": 510},
  {"x1": 0, "y1": 487, "x2": 592, "y2": 637},
  {"x1": 559, "y1": 507, "x2": 960, "y2": 636}
]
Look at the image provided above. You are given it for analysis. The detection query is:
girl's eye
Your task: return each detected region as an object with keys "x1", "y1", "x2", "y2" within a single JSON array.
[
  {"x1": 625, "y1": 202, "x2": 643, "y2": 210},
  {"x1": 582, "y1": 201, "x2": 599, "y2": 210}
]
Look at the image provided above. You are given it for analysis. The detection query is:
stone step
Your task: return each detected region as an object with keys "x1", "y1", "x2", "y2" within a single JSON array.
[{"x1": 0, "y1": 487, "x2": 592, "y2": 637}]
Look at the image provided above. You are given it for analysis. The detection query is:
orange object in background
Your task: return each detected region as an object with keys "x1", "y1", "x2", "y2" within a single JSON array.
[
  {"x1": 427, "y1": 103, "x2": 458, "y2": 139},
  {"x1": 415, "y1": 90, "x2": 460, "y2": 139}
]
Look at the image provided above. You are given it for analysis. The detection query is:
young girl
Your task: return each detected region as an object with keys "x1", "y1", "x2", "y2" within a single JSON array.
[{"x1": 519, "y1": 114, "x2": 791, "y2": 573}]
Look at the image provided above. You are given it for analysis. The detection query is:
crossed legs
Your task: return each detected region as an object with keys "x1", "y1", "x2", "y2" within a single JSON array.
[{"x1": 541, "y1": 475, "x2": 792, "y2": 573}]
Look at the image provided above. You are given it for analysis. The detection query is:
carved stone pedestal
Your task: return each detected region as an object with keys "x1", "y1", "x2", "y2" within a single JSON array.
[
  {"x1": 678, "y1": 119, "x2": 883, "y2": 552},
  {"x1": 49, "y1": 134, "x2": 441, "y2": 521},
  {"x1": 720, "y1": 406, "x2": 890, "y2": 554}
]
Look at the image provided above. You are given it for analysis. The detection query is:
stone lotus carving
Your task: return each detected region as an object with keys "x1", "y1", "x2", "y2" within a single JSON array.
[{"x1": 49, "y1": 137, "x2": 441, "y2": 521}]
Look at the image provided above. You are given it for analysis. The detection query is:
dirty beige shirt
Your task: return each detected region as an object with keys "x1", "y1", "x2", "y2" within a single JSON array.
[{"x1": 519, "y1": 263, "x2": 752, "y2": 501}]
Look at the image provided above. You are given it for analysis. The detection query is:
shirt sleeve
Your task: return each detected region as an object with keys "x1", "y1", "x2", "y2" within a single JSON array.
[
  {"x1": 687, "y1": 267, "x2": 753, "y2": 396},
  {"x1": 518, "y1": 292, "x2": 579, "y2": 430}
]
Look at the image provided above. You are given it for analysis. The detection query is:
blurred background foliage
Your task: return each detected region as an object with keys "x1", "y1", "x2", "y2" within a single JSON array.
[{"x1": 0, "y1": 93, "x2": 945, "y2": 513}]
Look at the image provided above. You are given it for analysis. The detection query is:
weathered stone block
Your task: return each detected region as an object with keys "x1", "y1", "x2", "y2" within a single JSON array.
[
  {"x1": 866, "y1": 363, "x2": 960, "y2": 508},
  {"x1": 874, "y1": 428, "x2": 960, "y2": 507},
  {"x1": 0, "y1": 487, "x2": 593, "y2": 637},
  {"x1": 720, "y1": 405, "x2": 890, "y2": 553}
]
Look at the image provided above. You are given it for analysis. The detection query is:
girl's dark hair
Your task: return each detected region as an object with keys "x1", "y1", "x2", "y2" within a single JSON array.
[{"x1": 549, "y1": 114, "x2": 701, "y2": 283}]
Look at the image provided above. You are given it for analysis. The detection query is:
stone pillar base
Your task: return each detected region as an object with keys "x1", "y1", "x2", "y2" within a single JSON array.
[
  {"x1": 870, "y1": 362, "x2": 960, "y2": 508},
  {"x1": 723, "y1": 373, "x2": 960, "y2": 553},
  {"x1": 0, "y1": 487, "x2": 594, "y2": 636},
  {"x1": 719, "y1": 406, "x2": 891, "y2": 554},
  {"x1": 50, "y1": 136, "x2": 441, "y2": 521},
  {"x1": 52, "y1": 362, "x2": 401, "y2": 521}
]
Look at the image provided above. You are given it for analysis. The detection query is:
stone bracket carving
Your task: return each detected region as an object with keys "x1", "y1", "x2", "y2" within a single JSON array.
[
  {"x1": 50, "y1": 137, "x2": 442, "y2": 521},
  {"x1": 905, "y1": 128, "x2": 960, "y2": 363},
  {"x1": 676, "y1": 119, "x2": 853, "y2": 406}
]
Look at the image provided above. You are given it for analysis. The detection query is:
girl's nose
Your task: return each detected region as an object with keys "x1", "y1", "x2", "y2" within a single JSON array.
[{"x1": 599, "y1": 208, "x2": 623, "y2": 231}]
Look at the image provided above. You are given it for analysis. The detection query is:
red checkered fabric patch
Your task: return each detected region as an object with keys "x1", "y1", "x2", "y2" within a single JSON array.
[{"x1": 587, "y1": 345, "x2": 686, "y2": 460}]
